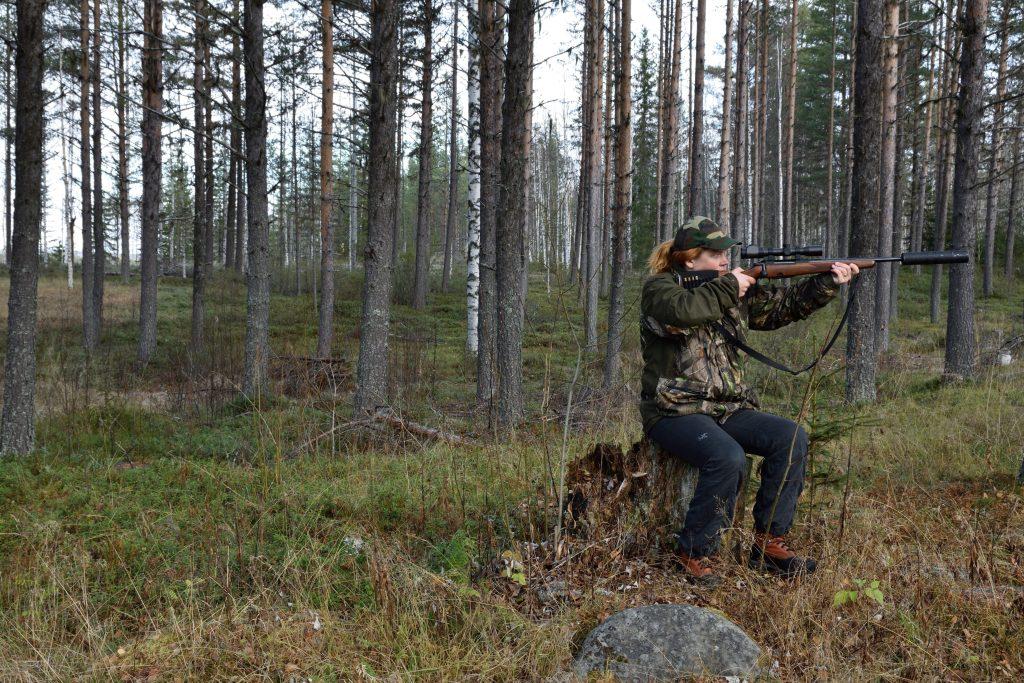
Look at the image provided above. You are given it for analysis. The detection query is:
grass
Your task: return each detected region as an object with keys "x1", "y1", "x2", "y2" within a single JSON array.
[{"x1": 0, "y1": 265, "x2": 1021, "y2": 680}]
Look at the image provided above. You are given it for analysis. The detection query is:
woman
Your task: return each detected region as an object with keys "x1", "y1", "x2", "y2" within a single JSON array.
[{"x1": 640, "y1": 216, "x2": 859, "y2": 585}]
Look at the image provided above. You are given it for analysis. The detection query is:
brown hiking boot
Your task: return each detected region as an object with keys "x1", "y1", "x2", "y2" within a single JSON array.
[
  {"x1": 749, "y1": 532, "x2": 817, "y2": 578},
  {"x1": 671, "y1": 549, "x2": 721, "y2": 587}
]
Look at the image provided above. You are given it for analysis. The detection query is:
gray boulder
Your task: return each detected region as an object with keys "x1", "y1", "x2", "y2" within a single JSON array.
[{"x1": 573, "y1": 604, "x2": 761, "y2": 681}]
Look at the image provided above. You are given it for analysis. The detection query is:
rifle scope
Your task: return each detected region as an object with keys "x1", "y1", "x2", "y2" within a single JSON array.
[{"x1": 741, "y1": 244, "x2": 824, "y2": 259}]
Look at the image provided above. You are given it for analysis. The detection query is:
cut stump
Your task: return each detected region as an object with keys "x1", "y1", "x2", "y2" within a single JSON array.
[{"x1": 563, "y1": 439, "x2": 753, "y2": 558}]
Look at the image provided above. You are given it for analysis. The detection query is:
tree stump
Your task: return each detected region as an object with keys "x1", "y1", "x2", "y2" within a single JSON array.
[{"x1": 563, "y1": 439, "x2": 753, "y2": 558}]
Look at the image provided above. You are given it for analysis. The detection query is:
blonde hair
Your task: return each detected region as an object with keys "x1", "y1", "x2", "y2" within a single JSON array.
[{"x1": 647, "y1": 240, "x2": 703, "y2": 274}]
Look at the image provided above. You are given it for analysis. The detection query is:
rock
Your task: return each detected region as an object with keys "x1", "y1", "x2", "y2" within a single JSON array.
[
  {"x1": 537, "y1": 580, "x2": 569, "y2": 605},
  {"x1": 964, "y1": 584, "x2": 1024, "y2": 606},
  {"x1": 573, "y1": 604, "x2": 761, "y2": 681}
]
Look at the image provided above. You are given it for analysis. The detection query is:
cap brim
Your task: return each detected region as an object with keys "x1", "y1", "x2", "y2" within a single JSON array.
[{"x1": 706, "y1": 236, "x2": 741, "y2": 249}]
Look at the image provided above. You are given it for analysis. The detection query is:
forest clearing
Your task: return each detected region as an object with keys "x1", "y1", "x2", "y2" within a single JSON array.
[{"x1": 0, "y1": 269, "x2": 1021, "y2": 679}]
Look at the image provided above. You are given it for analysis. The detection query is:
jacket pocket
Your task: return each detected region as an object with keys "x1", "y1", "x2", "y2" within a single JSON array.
[{"x1": 655, "y1": 377, "x2": 711, "y2": 412}]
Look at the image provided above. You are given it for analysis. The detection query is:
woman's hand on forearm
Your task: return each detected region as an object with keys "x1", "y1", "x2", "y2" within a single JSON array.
[{"x1": 830, "y1": 262, "x2": 860, "y2": 285}]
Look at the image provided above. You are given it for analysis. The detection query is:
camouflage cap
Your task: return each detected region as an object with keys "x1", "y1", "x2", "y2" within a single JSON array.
[{"x1": 671, "y1": 216, "x2": 741, "y2": 251}]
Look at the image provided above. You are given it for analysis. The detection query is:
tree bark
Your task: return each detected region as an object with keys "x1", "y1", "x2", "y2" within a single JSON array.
[
  {"x1": 441, "y1": 2, "x2": 459, "y2": 294},
  {"x1": 686, "y1": 0, "x2": 705, "y2": 215},
  {"x1": 117, "y1": 0, "x2": 129, "y2": 282},
  {"x1": 656, "y1": 0, "x2": 682, "y2": 241},
  {"x1": 824, "y1": 0, "x2": 836, "y2": 256},
  {"x1": 717, "y1": 0, "x2": 732, "y2": 229},
  {"x1": 225, "y1": 0, "x2": 238, "y2": 271},
  {"x1": 316, "y1": 0, "x2": 335, "y2": 358},
  {"x1": 874, "y1": 0, "x2": 898, "y2": 353},
  {"x1": 781, "y1": 0, "x2": 797, "y2": 245},
  {"x1": 412, "y1": 0, "x2": 435, "y2": 310},
  {"x1": 604, "y1": 0, "x2": 631, "y2": 389},
  {"x1": 3, "y1": 3, "x2": 10, "y2": 269},
  {"x1": 91, "y1": 0, "x2": 104, "y2": 343},
  {"x1": 232, "y1": 0, "x2": 245, "y2": 273},
  {"x1": 495, "y1": 0, "x2": 533, "y2": 425},
  {"x1": 242, "y1": 0, "x2": 271, "y2": 398},
  {"x1": 80, "y1": 0, "x2": 95, "y2": 350},
  {"x1": 138, "y1": 0, "x2": 162, "y2": 365},
  {"x1": 476, "y1": 0, "x2": 503, "y2": 405},
  {"x1": 1, "y1": 0, "x2": 45, "y2": 454},
  {"x1": 348, "y1": 88, "x2": 358, "y2": 272},
  {"x1": 981, "y1": 0, "x2": 1010, "y2": 297},
  {"x1": 583, "y1": 0, "x2": 604, "y2": 348},
  {"x1": 191, "y1": 0, "x2": 208, "y2": 353},
  {"x1": 1004, "y1": 107, "x2": 1022, "y2": 279},
  {"x1": 910, "y1": 45, "x2": 935, "y2": 274},
  {"x1": 730, "y1": 0, "x2": 748, "y2": 242},
  {"x1": 943, "y1": 0, "x2": 989, "y2": 380},
  {"x1": 465, "y1": 0, "x2": 481, "y2": 355},
  {"x1": 929, "y1": 0, "x2": 958, "y2": 325},
  {"x1": 845, "y1": 0, "x2": 884, "y2": 403},
  {"x1": 354, "y1": 0, "x2": 399, "y2": 413}
]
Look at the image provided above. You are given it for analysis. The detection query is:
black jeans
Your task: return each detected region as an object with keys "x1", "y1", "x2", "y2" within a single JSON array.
[{"x1": 648, "y1": 409, "x2": 808, "y2": 558}]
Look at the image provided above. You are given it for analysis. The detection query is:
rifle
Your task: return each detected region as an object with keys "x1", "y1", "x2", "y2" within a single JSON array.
[
  {"x1": 672, "y1": 249, "x2": 970, "y2": 374},
  {"x1": 674, "y1": 249, "x2": 970, "y2": 289}
]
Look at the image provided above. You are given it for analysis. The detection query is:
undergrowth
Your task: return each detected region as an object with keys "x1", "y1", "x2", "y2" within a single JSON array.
[{"x1": 0, "y1": 267, "x2": 1021, "y2": 680}]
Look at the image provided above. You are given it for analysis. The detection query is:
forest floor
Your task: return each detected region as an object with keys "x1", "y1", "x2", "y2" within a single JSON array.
[{"x1": 0, "y1": 266, "x2": 1022, "y2": 681}]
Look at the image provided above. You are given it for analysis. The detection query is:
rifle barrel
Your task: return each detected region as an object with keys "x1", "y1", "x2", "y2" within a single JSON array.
[{"x1": 746, "y1": 250, "x2": 969, "y2": 279}]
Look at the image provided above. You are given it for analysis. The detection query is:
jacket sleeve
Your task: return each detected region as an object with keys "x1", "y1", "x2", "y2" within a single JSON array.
[
  {"x1": 642, "y1": 272, "x2": 741, "y2": 329},
  {"x1": 745, "y1": 272, "x2": 840, "y2": 331}
]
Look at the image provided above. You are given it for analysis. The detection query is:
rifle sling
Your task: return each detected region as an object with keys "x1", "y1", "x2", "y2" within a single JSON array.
[{"x1": 713, "y1": 279, "x2": 857, "y2": 376}]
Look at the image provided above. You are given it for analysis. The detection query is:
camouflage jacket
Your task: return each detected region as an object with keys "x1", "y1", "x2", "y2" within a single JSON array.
[{"x1": 639, "y1": 266, "x2": 839, "y2": 433}]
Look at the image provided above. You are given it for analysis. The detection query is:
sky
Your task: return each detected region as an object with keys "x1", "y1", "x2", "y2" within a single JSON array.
[{"x1": 33, "y1": 0, "x2": 733, "y2": 261}]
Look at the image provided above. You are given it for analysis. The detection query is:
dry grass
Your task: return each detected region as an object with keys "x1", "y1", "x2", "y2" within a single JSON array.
[{"x1": 0, "y1": 270, "x2": 1021, "y2": 680}]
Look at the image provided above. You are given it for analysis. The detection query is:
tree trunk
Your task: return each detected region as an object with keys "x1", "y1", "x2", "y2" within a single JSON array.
[
  {"x1": 441, "y1": 2, "x2": 459, "y2": 294},
  {"x1": 232, "y1": 0, "x2": 245, "y2": 273},
  {"x1": 910, "y1": 46, "x2": 935, "y2": 274},
  {"x1": 495, "y1": 0, "x2": 533, "y2": 425},
  {"x1": 138, "y1": 0, "x2": 162, "y2": 365},
  {"x1": 91, "y1": 0, "x2": 104, "y2": 343},
  {"x1": 730, "y1": 0, "x2": 748, "y2": 242},
  {"x1": 354, "y1": 0, "x2": 399, "y2": 413},
  {"x1": 348, "y1": 88, "x2": 358, "y2": 272},
  {"x1": 225, "y1": 0, "x2": 239, "y2": 271},
  {"x1": 686, "y1": 0, "x2": 705, "y2": 215},
  {"x1": 717, "y1": 0, "x2": 732, "y2": 229},
  {"x1": 412, "y1": 0, "x2": 435, "y2": 310},
  {"x1": 929, "y1": 0, "x2": 958, "y2": 325},
  {"x1": 824, "y1": 0, "x2": 836, "y2": 256},
  {"x1": 1, "y1": 0, "x2": 45, "y2": 454},
  {"x1": 466, "y1": 0, "x2": 481, "y2": 355},
  {"x1": 316, "y1": 0, "x2": 335, "y2": 358},
  {"x1": 874, "y1": 0, "x2": 898, "y2": 353},
  {"x1": 845, "y1": 0, "x2": 884, "y2": 403},
  {"x1": 80, "y1": 0, "x2": 95, "y2": 351},
  {"x1": 583, "y1": 0, "x2": 604, "y2": 349},
  {"x1": 1004, "y1": 107, "x2": 1022, "y2": 279},
  {"x1": 656, "y1": 0, "x2": 682, "y2": 241},
  {"x1": 943, "y1": 0, "x2": 989, "y2": 380},
  {"x1": 117, "y1": 0, "x2": 129, "y2": 282},
  {"x1": 3, "y1": 4, "x2": 10, "y2": 269},
  {"x1": 981, "y1": 0, "x2": 1010, "y2": 297},
  {"x1": 781, "y1": 0, "x2": 797, "y2": 246},
  {"x1": 604, "y1": 0, "x2": 631, "y2": 389},
  {"x1": 476, "y1": 0, "x2": 503, "y2": 406},
  {"x1": 191, "y1": 0, "x2": 208, "y2": 353},
  {"x1": 242, "y1": 0, "x2": 271, "y2": 398}
]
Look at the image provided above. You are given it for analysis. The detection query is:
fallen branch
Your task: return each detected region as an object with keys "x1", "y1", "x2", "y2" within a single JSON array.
[{"x1": 371, "y1": 407, "x2": 473, "y2": 446}]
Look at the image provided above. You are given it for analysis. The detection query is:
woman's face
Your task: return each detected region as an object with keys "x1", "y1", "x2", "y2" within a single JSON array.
[{"x1": 684, "y1": 248, "x2": 730, "y2": 274}]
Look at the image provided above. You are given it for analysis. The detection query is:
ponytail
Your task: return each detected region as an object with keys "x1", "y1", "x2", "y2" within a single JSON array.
[{"x1": 647, "y1": 240, "x2": 704, "y2": 274}]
